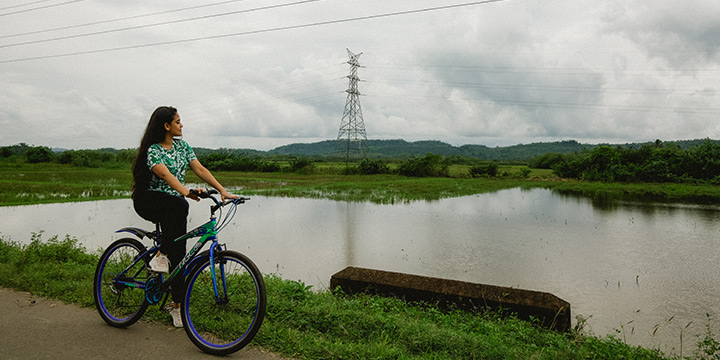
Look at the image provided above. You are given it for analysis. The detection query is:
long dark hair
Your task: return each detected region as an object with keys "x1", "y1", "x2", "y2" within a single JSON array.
[{"x1": 132, "y1": 106, "x2": 177, "y2": 197}]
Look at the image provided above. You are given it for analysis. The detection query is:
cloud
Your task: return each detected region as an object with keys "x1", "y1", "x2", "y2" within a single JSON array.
[
  {"x1": 0, "y1": 0, "x2": 718, "y2": 150},
  {"x1": 606, "y1": 1, "x2": 720, "y2": 67}
]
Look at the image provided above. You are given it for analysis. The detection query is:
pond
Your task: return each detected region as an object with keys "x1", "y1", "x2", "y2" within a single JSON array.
[{"x1": 1, "y1": 188, "x2": 719, "y2": 354}]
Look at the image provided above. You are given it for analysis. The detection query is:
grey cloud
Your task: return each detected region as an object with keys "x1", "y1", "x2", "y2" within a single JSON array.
[{"x1": 606, "y1": 1, "x2": 720, "y2": 67}]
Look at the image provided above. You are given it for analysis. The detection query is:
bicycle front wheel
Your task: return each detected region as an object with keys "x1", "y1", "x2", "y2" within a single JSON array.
[
  {"x1": 183, "y1": 250, "x2": 266, "y2": 355},
  {"x1": 93, "y1": 238, "x2": 151, "y2": 327}
]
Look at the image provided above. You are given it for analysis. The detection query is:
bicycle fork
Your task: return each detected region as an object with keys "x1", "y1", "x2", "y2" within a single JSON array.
[{"x1": 209, "y1": 242, "x2": 230, "y2": 305}]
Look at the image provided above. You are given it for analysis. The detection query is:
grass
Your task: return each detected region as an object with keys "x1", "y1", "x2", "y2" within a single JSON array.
[
  {"x1": 0, "y1": 233, "x2": 674, "y2": 359},
  {"x1": 0, "y1": 163, "x2": 132, "y2": 205},
  {"x1": 3, "y1": 162, "x2": 720, "y2": 207}
]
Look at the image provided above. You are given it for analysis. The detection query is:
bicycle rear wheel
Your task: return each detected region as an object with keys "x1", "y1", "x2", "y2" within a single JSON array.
[
  {"x1": 93, "y1": 238, "x2": 151, "y2": 327},
  {"x1": 183, "y1": 250, "x2": 266, "y2": 355}
]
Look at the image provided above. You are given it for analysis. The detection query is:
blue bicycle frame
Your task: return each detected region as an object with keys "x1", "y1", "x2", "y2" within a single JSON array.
[{"x1": 113, "y1": 195, "x2": 242, "y2": 304}]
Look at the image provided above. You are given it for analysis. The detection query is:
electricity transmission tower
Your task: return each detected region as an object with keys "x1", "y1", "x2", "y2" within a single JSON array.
[{"x1": 336, "y1": 48, "x2": 367, "y2": 167}]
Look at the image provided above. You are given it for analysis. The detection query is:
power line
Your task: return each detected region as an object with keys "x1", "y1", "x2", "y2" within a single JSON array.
[
  {"x1": 366, "y1": 62, "x2": 720, "y2": 75},
  {"x1": 0, "y1": 0, "x2": 508, "y2": 64},
  {"x1": 0, "y1": 0, "x2": 252, "y2": 40},
  {"x1": 0, "y1": 0, "x2": 323, "y2": 49},
  {"x1": 365, "y1": 78, "x2": 712, "y2": 96},
  {"x1": 365, "y1": 93, "x2": 720, "y2": 115},
  {"x1": 0, "y1": 0, "x2": 84, "y2": 17},
  {"x1": 0, "y1": 0, "x2": 58, "y2": 11}
]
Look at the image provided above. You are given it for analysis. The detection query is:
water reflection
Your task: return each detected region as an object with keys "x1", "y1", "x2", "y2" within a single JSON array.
[{"x1": 1, "y1": 188, "x2": 719, "y2": 354}]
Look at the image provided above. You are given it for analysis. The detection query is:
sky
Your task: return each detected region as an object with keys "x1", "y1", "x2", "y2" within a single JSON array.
[{"x1": 1, "y1": 0, "x2": 719, "y2": 151}]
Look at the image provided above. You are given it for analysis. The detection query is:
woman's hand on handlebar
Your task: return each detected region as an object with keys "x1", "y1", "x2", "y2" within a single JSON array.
[
  {"x1": 187, "y1": 188, "x2": 236, "y2": 203},
  {"x1": 185, "y1": 188, "x2": 204, "y2": 202},
  {"x1": 221, "y1": 192, "x2": 238, "y2": 202}
]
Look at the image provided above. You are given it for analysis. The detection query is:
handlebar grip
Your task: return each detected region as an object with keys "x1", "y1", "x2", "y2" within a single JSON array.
[{"x1": 189, "y1": 189, "x2": 217, "y2": 199}]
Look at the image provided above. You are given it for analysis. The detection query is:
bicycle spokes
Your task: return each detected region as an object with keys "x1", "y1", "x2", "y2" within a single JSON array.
[
  {"x1": 183, "y1": 251, "x2": 266, "y2": 355},
  {"x1": 94, "y1": 239, "x2": 151, "y2": 327}
]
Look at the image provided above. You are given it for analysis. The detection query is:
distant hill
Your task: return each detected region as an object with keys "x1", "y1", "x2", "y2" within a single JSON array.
[
  {"x1": 267, "y1": 138, "x2": 719, "y2": 161},
  {"x1": 268, "y1": 139, "x2": 591, "y2": 161}
]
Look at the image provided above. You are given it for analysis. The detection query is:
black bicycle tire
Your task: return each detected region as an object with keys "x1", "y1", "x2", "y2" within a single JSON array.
[
  {"x1": 182, "y1": 250, "x2": 266, "y2": 355},
  {"x1": 93, "y1": 237, "x2": 151, "y2": 328}
]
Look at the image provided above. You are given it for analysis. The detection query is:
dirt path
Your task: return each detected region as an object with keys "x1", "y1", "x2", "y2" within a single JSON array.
[{"x1": 0, "y1": 287, "x2": 288, "y2": 360}]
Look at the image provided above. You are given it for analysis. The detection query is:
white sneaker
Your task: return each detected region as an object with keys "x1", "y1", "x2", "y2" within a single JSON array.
[
  {"x1": 169, "y1": 305, "x2": 183, "y2": 328},
  {"x1": 149, "y1": 252, "x2": 169, "y2": 273}
]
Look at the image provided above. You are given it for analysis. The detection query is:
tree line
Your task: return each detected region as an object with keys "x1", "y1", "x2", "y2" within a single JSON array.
[
  {"x1": 1, "y1": 144, "x2": 136, "y2": 168},
  {"x1": 529, "y1": 139, "x2": 720, "y2": 184},
  {"x1": 5, "y1": 139, "x2": 720, "y2": 183},
  {"x1": 0, "y1": 143, "x2": 500, "y2": 177}
]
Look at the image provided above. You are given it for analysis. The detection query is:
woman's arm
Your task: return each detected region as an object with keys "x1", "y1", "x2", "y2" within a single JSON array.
[
  {"x1": 151, "y1": 164, "x2": 200, "y2": 200},
  {"x1": 188, "y1": 159, "x2": 237, "y2": 200}
]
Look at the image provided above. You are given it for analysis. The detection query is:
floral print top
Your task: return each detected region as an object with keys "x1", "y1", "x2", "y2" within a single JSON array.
[{"x1": 146, "y1": 139, "x2": 197, "y2": 196}]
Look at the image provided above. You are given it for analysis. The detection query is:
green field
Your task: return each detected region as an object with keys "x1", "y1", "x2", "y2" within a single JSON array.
[{"x1": 2, "y1": 162, "x2": 719, "y2": 206}]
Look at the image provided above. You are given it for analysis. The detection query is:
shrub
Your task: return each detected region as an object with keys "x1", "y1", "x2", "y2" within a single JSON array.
[
  {"x1": 288, "y1": 157, "x2": 315, "y2": 174},
  {"x1": 200, "y1": 153, "x2": 280, "y2": 172},
  {"x1": 26, "y1": 146, "x2": 54, "y2": 163},
  {"x1": 695, "y1": 314, "x2": 720, "y2": 360},
  {"x1": 469, "y1": 162, "x2": 499, "y2": 177},
  {"x1": 259, "y1": 161, "x2": 281, "y2": 172},
  {"x1": 357, "y1": 158, "x2": 389, "y2": 175},
  {"x1": 529, "y1": 153, "x2": 564, "y2": 169},
  {"x1": 396, "y1": 154, "x2": 448, "y2": 177},
  {"x1": 21, "y1": 233, "x2": 95, "y2": 266}
]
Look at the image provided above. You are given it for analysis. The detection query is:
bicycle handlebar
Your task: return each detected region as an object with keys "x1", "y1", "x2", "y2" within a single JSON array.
[
  {"x1": 189, "y1": 189, "x2": 250, "y2": 214},
  {"x1": 189, "y1": 189, "x2": 217, "y2": 199}
]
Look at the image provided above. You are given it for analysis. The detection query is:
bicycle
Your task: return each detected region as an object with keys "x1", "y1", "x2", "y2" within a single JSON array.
[{"x1": 93, "y1": 190, "x2": 266, "y2": 355}]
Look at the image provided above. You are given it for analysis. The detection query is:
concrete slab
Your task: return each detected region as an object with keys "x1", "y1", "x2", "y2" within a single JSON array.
[{"x1": 331, "y1": 266, "x2": 571, "y2": 331}]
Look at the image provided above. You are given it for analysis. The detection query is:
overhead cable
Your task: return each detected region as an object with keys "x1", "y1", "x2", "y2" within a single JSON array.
[
  {"x1": 0, "y1": 0, "x2": 251, "y2": 40},
  {"x1": 0, "y1": 0, "x2": 507, "y2": 63},
  {"x1": 0, "y1": 0, "x2": 58, "y2": 11},
  {"x1": 0, "y1": 0, "x2": 84, "y2": 17},
  {"x1": 365, "y1": 93, "x2": 720, "y2": 114},
  {"x1": 0, "y1": 0, "x2": 322, "y2": 48}
]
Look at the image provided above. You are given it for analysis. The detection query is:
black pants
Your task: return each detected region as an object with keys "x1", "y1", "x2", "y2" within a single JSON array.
[{"x1": 133, "y1": 191, "x2": 188, "y2": 303}]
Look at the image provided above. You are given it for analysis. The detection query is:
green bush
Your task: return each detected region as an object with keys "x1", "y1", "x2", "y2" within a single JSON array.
[
  {"x1": 550, "y1": 139, "x2": 720, "y2": 184},
  {"x1": 287, "y1": 157, "x2": 315, "y2": 174},
  {"x1": 55, "y1": 149, "x2": 131, "y2": 168},
  {"x1": 357, "y1": 158, "x2": 390, "y2": 175},
  {"x1": 693, "y1": 314, "x2": 720, "y2": 359},
  {"x1": 469, "y1": 162, "x2": 499, "y2": 177},
  {"x1": 21, "y1": 233, "x2": 95, "y2": 266},
  {"x1": 199, "y1": 153, "x2": 281, "y2": 172},
  {"x1": 397, "y1": 154, "x2": 449, "y2": 177},
  {"x1": 529, "y1": 153, "x2": 565, "y2": 169},
  {"x1": 26, "y1": 146, "x2": 54, "y2": 163}
]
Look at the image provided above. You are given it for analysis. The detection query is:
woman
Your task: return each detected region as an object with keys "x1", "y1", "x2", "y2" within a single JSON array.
[{"x1": 131, "y1": 106, "x2": 236, "y2": 327}]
